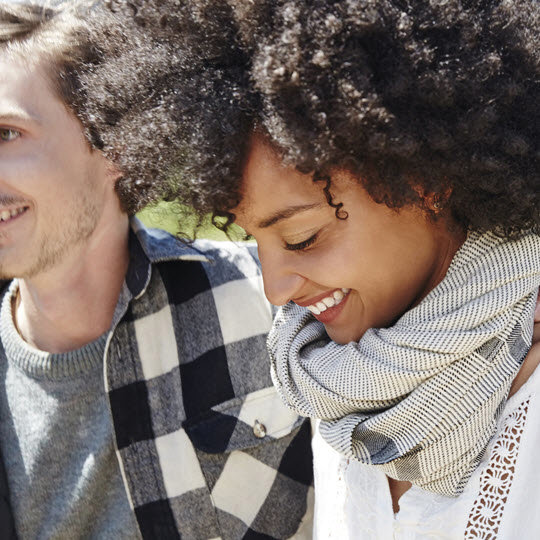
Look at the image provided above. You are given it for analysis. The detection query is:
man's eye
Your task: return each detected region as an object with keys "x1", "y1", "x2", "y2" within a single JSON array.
[
  {"x1": 285, "y1": 233, "x2": 318, "y2": 252},
  {"x1": 0, "y1": 128, "x2": 21, "y2": 142}
]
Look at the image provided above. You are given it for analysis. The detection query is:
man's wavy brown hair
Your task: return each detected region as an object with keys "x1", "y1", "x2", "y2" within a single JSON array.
[{"x1": 0, "y1": 2, "x2": 179, "y2": 215}]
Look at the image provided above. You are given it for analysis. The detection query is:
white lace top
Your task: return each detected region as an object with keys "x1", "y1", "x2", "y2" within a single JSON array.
[{"x1": 313, "y1": 363, "x2": 540, "y2": 539}]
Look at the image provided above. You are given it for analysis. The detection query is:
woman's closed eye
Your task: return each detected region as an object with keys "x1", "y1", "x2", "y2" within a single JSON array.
[{"x1": 284, "y1": 233, "x2": 318, "y2": 252}]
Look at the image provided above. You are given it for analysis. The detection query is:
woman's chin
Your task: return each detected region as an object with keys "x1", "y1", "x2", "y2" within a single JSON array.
[{"x1": 325, "y1": 324, "x2": 367, "y2": 345}]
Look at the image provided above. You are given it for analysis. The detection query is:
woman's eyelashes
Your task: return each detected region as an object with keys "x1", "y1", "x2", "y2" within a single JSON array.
[{"x1": 285, "y1": 233, "x2": 318, "y2": 252}]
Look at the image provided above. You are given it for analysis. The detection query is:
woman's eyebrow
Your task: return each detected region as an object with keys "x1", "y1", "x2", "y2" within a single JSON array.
[{"x1": 258, "y1": 203, "x2": 324, "y2": 228}]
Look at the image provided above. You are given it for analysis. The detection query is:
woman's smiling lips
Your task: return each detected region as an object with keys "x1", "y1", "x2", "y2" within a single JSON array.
[{"x1": 294, "y1": 288, "x2": 351, "y2": 324}]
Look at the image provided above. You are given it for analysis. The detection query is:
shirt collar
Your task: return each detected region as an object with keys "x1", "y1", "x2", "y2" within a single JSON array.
[{"x1": 126, "y1": 217, "x2": 210, "y2": 299}]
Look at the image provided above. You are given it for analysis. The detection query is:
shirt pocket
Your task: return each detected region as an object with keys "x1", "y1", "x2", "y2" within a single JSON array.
[
  {"x1": 183, "y1": 386, "x2": 304, "y2": 453},
  {"x1": 183, "y1": 386, "x2": 314, "y2": 539}
]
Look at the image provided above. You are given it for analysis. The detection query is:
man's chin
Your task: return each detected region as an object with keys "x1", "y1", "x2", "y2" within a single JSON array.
[{"x1": 0, "y1": 267, "x2": 17, "y2": 281}]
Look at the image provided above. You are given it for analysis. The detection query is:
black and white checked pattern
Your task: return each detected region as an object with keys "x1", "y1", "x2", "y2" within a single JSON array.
[
  {"x1": 103, "y1": 220, "x2": 313, "y2": 539},
  {"x1": 269, "y1": 231, "x2": 540, "y2": 497}
]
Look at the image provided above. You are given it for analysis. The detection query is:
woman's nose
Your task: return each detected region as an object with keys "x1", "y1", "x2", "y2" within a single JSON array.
[{"x1": 258, "y1": 249, "x2": 305, "y2": 306}]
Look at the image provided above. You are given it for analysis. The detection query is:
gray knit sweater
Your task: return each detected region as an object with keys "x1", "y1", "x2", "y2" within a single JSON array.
[{"x1": 0, "y1": 282, "x2": 141, "y2": 539}]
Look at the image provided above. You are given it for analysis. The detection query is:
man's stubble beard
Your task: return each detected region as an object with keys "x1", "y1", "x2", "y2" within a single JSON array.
[{"x1": 0, "y1": 187, "x2": 102, "y2": 281}]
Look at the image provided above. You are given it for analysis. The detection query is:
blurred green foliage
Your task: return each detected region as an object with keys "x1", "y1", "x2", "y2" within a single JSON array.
[{"x1": 137, "y1": 201, "x2": 249, "y2": 242}]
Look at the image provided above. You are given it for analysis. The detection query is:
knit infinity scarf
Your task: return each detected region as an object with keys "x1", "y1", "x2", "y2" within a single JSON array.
[{"x1": 268, "y1": 231, "x2": 540, "y2": 497}]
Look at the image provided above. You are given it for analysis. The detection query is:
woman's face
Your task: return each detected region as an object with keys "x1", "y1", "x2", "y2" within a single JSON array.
[{"x1": 233, "y1": 137, "x2": 465, "y2": 344}]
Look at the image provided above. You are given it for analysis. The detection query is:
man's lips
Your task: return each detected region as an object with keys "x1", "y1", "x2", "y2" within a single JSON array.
[{"x1": 0, "y1": 206, "x2": 28, "y2": 224}]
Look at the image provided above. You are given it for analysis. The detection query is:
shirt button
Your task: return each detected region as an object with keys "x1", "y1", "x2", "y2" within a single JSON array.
[{"x1": 253, "y1": 420, "x2": 267, "y2": 438}]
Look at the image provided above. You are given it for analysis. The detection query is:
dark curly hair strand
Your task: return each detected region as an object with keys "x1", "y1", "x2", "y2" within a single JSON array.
[{"x1": 82, "y1": 0, "x2": 539, "y2": 234}]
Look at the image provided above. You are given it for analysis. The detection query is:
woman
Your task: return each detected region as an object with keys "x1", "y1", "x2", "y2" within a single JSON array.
[{"x1": 86, "y1": 0, "x2": 540, "y2": 537}]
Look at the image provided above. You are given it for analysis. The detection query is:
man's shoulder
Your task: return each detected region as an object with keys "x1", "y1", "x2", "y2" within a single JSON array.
[
  {"x1": 159, "y1": 237, "x2": 267, "y2": 308},
  {"x1": 136, "y1": 219, "x2": 257, "y2": 263},
  {"x1": 190, "y1": 238, "x2": 261, "y2": 281},
  {"x1": 133, "y1": 221, "x2": 209, "y2": 263},
  {"x1": 134, "y1": 225, "x2": 271, "y2": 312},
  {"x1": 136, "y1": 221, "x2": 262, "y2": 286}
]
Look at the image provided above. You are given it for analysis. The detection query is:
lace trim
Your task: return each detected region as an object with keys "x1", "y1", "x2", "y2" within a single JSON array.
[{"x1": 464, "y1": 399, "x2": 530, "y2": 539}]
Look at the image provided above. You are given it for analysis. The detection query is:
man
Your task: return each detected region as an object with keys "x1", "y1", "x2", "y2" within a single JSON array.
[{"x1": 0, "y1": 4, "x2": 313, "y2": 538}]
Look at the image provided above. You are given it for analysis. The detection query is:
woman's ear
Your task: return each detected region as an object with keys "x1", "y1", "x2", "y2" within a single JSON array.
[
  {"x1": 410, "y1": 182, "x2": 452, "y2": 214},
  {"x1": 421, "y1": 187, "x2": 453, "y2": 214}
]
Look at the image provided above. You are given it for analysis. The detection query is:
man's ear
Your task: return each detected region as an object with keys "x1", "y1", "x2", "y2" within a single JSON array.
[{"x1": 105, "y1": 159, "x2": 123, "y2": 184}]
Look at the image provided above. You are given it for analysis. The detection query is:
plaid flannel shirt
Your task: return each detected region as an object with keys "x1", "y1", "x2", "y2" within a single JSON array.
[
  {"x1": 0, "y1": 219, "x2": 314, "y2": 540},
  {"x1": 103, "y1": 219, "x2": 313, "y2": 539}
]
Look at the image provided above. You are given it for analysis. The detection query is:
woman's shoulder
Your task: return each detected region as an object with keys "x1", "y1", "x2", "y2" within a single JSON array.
[
  {"x1": 463, "y1": 360, "x2": 540, "y2": 539},
  {"x1": 508, "y1": 317, "x2": 540, "y2": 399},
  {"x1": 312, "y1": 360, "x2": 540, "y2": 540}
]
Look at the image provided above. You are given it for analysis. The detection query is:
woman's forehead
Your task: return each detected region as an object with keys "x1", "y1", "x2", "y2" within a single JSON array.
[{"x1": 236, "y1": 137, "x2": 326, "y2": 221}]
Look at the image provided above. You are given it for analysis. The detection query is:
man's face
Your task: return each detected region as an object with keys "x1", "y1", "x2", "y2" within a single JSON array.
[{"x1": 0, "y1": 55, "x2": 118, "y2": 279}]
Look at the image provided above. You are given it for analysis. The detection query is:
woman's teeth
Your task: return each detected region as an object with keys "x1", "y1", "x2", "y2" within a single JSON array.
[{"x1": 306, "y1": 288, "x2": 350, "y2": 315}]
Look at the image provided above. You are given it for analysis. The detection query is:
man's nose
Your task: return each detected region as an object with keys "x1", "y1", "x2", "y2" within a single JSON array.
[{"x1": 258, "y1": 249, "x2": 305, "y2": 306}]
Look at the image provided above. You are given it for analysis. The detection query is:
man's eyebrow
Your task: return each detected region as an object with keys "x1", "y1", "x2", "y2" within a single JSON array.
[
  {"x1": 0, "y1": 110, "x2": 41, "y2": 125},
  {"x1": 258, "y1": 203, "x2": 324, "y2": 229}
]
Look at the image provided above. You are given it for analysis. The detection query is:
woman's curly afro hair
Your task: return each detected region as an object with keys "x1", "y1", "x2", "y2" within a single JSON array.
[{"x1": 86, "y1": 0, "x2": 539, "y2": 233}]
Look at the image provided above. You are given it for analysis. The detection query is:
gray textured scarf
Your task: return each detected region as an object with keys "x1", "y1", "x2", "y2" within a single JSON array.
[{"x1": 268, "y1": 231, "x2": 540, "y2": 497}]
